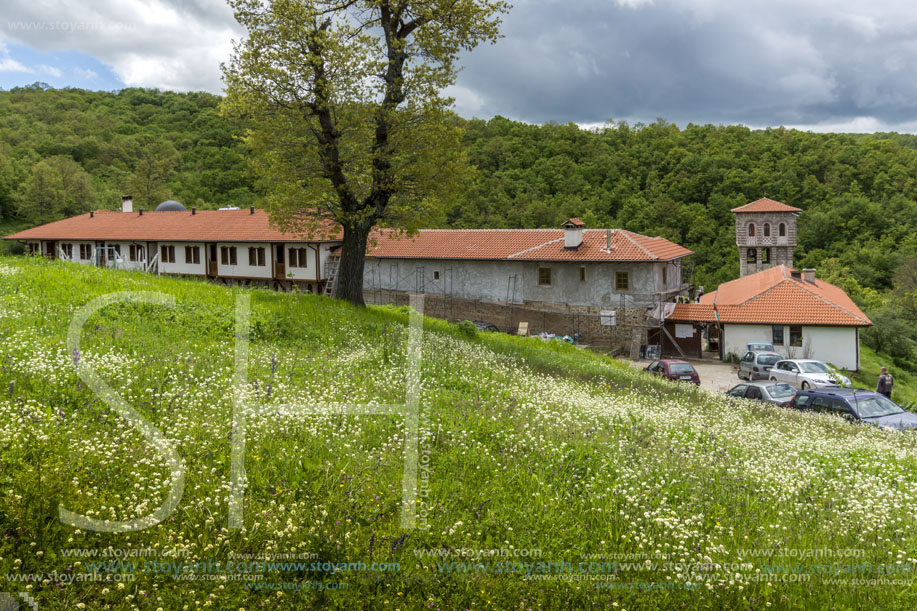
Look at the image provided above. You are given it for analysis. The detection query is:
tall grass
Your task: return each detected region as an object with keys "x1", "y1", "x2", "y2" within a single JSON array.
[{"x1": 2, "y1": 256, "x2": 917, "y2": 609}]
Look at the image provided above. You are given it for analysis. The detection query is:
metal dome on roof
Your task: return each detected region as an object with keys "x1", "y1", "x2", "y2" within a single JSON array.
[{"x1": 155, "y1": 200, "x2": 187, "y2": 212}]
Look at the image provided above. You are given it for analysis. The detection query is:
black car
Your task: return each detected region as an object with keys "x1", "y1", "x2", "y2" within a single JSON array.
[{"x1": 790, "y1": 388, "x2": 917, "y2": 431}]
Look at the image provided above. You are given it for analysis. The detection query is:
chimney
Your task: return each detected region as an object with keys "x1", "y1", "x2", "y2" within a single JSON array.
[
  {"x1": 563, "y1": 218, "x2": 584, "y2": 249},
  {"x1": 90, "y1": 210, "x2": 94, "y2": 218},
  {"x1": 121, "y1": 195, "x2": 133, "y2": 213},
  {"x1": 606, "y1": 228, "x2": 612, "y2": 251},
  {"x1": 803, "y1": 268, "x2": 816, "y2": 284},
  {"x1": 250, "y1": 206, "x2": 255, "y2": 215},
  {"x1": 192, "y1": 207, "x2": 196, "y2": 215},
  {"x1": 139, "y1": 209, "x2": 143, "y2": 216}
]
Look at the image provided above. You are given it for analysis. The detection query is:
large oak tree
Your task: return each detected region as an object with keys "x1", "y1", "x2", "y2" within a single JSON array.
[{"x1": 222, "y1": 0, "x2": 509, "y2": 305}]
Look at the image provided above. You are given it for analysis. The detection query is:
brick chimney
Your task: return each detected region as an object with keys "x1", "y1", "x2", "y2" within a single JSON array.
[
  {"x1": 563, "y1": 218, "x2": 585, "y2": 249},
  {"x1": 122, "y1": 195, "x2": 133, "y2": 213}
]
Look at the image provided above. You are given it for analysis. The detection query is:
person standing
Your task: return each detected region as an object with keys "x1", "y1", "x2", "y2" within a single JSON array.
[{"x1": 876, "y1": 367, "x2": 894, "y2": 400}]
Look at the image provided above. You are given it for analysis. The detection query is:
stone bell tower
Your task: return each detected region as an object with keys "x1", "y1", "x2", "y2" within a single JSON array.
[{"x1": 732, "y1": 198, "x2": 801, "y2": 277}]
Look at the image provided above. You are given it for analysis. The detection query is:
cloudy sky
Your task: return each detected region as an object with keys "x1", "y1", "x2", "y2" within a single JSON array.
[{"x1": 2, "y1": 0, "x2": 917, "y2": 132}]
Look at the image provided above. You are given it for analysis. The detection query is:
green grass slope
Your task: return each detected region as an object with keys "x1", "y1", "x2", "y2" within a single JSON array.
[{"x1": 2, "y1": 257, "x2": 917, "y2": 610}]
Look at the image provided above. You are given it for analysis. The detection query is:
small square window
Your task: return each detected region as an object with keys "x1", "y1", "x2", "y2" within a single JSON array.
[
  {"x1": 615, "y1": 271, "x2": 629, "y2": 291},
  {"x1": 538, "y1": 267, "x2": 552, "y2": 286},
  {"x1": 772, "y1": 325, "x2": 784, "y2": 346},
  {"x1": 433, "y1": 271, "x2": 440, "y2": 280}
]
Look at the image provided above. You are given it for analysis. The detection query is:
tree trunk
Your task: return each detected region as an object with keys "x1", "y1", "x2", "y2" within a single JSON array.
[{"x1": 334, "y1": 223, "x2": 370, "y2": 306}]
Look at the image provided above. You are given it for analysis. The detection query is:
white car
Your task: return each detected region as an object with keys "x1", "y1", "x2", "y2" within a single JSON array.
[{"x1": 768, "y1": 359, "x2": 851, "y2": 390}]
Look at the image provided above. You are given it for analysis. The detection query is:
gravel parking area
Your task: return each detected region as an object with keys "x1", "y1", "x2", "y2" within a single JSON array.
[{"x1": 623, "y1": 355, "x2": 743, "y2": 393}]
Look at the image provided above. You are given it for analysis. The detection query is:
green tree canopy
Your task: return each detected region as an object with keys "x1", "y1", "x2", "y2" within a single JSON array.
[{"x1": 222, "y1": 0, "x2": 509, "y2": 305}]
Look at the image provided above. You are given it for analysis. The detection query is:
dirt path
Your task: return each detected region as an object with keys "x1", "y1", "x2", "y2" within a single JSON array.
[{"x1": 622, "y1": 356, "x2": 742, "y2": 393}]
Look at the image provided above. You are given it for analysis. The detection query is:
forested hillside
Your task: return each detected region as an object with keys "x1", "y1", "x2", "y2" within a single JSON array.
[
  {"x1": 1, "y1": 86, "x2": 915, "y2": 365},
  {"x1": 0, "y1": 84, "x2": 257, "y2": 224}
]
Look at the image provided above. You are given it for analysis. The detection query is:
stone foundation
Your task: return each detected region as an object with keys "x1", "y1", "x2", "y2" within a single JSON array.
[{"x1": 364, "y1": 289, "x2": 650, "y2": 352}]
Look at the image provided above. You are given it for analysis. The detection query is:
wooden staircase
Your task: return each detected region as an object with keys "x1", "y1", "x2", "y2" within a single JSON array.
[{"x1": 323, "y1": 257, "x2": 340, "y2": 297}]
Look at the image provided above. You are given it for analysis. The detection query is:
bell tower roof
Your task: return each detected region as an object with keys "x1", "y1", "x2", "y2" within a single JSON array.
[{"x1": 731, "y1": 198, "x2": 802, "y2": 213}]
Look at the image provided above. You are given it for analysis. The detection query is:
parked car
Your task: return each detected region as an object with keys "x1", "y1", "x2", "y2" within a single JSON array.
[
  {"x1": 738, "y1": 351, "x2": 783, "y2": 380},
  {"x1": 790, "y1": 389, "x2": 917, "y2": 431},
  {"x1": 469, "y1": 320, "x2": 499, "y2": 332},
  {"x1": 726, "y1": 381, "x2": 797, "y2": 407},
  {"x1": 769, "y1": 359, "x2": 851, "y2": 390},
  {"x1": 746, "y1": 341, "x2": 775, "y2": 352},
  {"x1": 644, "y1": 359, "x2": 701, "y2": 385}
]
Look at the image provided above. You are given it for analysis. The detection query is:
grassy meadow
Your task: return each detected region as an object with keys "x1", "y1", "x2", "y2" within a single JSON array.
[{"x1": 2, "y1": 256, "x2": 917, "y2": 609}]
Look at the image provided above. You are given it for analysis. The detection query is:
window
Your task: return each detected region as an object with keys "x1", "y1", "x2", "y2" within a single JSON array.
[
  {"x1": 746, "y1": 249, "x2": 757, "y2": 263},
  {"x1": 662, "y1": 266, "x2": 667, "y2": 286},
  {"x1": 79, "y1": 244, "x2": 92, "y2": 260},
  {"x1": 747, "y1": 223, "x2": 756, "y2": 237},
  {"x1": 789, "y1": 325, "x2": 803, "y2": 347},
  {"x1": 289, "y1": 247, "x2": 309, "y2": 268},
  {"x1": 185, "y1": 246, "x2": 200, "y2": 265},
  {"x1": 728, "y1": 385, "x2": 748, "y2": 397},
  {"x1": 579, "y1": 267, "x2": 586, "y2": 282},
  {"x1": 615, "y1": 271, "x2": 629, "y2": 291},
  {"x1": 779, "y1": 223, "x2": 786, "y2": 237},
  {"x1": 433, "y1": 271, "x2": 440, "y2": 280},
  {"x1": 220, "y1": 246, "x2": 237, "y2": 266},
  {"x1": 763, "y1": 223, "x2": 770, "y2": 237},
  {"x1": 772, "y1": 325, "x2": 784, "y2": 346},
  {"x1": 160, "y1": 245, "x2": 176, "y2": 263},
  {"x1": 129, "y1": 244, "x2": 145, "y2": 262},
  {"x1": 538, "y1": 267, "x2": 552, "y2": 286},
  {"x1": 762, "y1": 248, "x2": 771, "y2": 263},
  {"x1": 61, "y1": 243, "x2": 73, "y2": 259},
  {"x1": 113, "y1": 244, "x2": 121, "y2": 256},
  {"x1": 810, "y1": 396, "x2": 832, "y2": 413},
  {"x1": 248, "y1": 247, "x2": 266, "y2": 267}
]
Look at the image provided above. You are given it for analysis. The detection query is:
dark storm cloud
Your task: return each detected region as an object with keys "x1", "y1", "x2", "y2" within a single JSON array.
[
  {"x1": 4, "y1": 0, "x2": 917, "y2": 130},
  {"x1": 451, "y1": 0, "x2": 917, "y2": 129}
]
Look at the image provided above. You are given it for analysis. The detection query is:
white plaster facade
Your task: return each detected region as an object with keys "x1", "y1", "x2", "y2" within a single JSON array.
[{"x1": 721, "y1": 324, "x2": 860, "y2": 371}]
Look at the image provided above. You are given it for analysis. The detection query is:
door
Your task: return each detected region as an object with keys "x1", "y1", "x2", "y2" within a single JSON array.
[
  {"x1": 208, "y1": 244, "x2": 218, "y2": 276},
  {"x1": 274, "y1": 244, "x2": 285, "y2": 280},
  {"x1": 46, "y1": 241, "x2": 57, "y2": 259}
]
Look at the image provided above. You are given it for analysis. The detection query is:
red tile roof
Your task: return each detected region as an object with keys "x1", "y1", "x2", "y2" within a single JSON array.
[
  {"x1": 731, "y1": 198, "x2": 802, "y2": 213},
  {"x1": 6, "y1": 211, "x2": 693, "y2": 263},
  {"x1": 3, "y1": 209, "x2": 343, "y2": 243},
  {"x1": 363, "y1": 228, "x2": 692, "y2": 262},
  {"x1": 669, "y1": 266, "x2": 870, "y2": 327}
]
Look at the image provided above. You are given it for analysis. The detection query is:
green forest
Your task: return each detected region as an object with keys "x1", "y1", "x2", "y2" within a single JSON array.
[{"x1": 1, "y1": 85, "x2": 915, "y2": 369}]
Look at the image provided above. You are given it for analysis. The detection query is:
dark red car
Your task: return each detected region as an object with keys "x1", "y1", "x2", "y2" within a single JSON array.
[{"x1": 644, "y1": 359, "x2": 701, "y2": 385}]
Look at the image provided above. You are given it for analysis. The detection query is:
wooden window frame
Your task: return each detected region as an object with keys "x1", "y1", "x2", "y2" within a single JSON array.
[
  {"x1": 538, "y1": 267, "x2": 552, "y2": 286},
  {"x1": 789, "y1": 325, "x2": 803, "y2": 347},
  {"x1": 220, "y1": 246, "x2": 237, "y2": 266},
  {"x1": 615, "y1": 271, "x2": 629, "y2": 291},
  {"x1": 747, "y1": 223, "x2": 756, "y2": 237}
]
